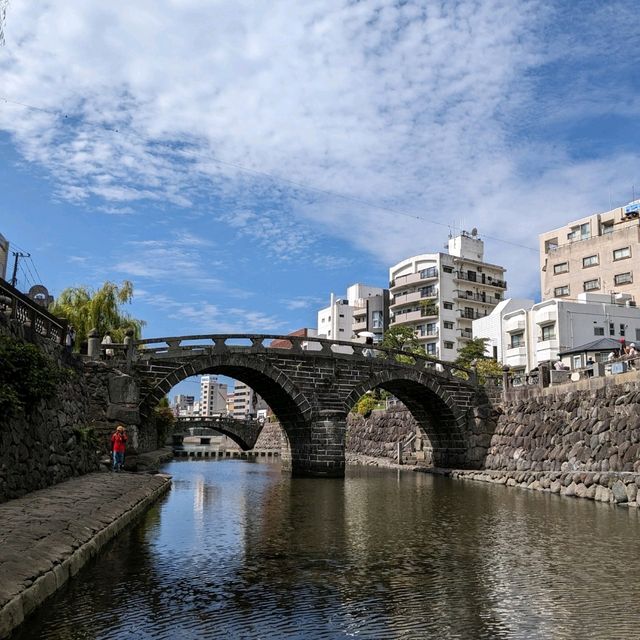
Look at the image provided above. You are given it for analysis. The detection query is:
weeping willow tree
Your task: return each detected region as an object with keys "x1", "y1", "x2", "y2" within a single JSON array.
[{"x1": 50, "y1": 280, "x2": 145, "y2": 350}]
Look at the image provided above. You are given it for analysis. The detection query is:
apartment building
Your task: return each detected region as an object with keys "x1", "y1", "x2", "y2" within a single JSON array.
[
  {"x1": 317, "y1": 283, "x2": 388, "y2": 343},
  {"x1": 476, "y1": 293, "x2": 640, "y2": 374},
  {"x1": 199, "y1": 375, "x2": 228, "y2": 417},
  {"x1": 230, "y1": 381, "x2": 268, "y2": 420},
  {"x1": 172, "y1": 394, "x2": 195, "y2": 417},
  {"x1": 388, "y1": 230, "x2": 507, "y2": 359},
  {"x1": 540, "y1": 199, "x2": 640, "y2": 303}
]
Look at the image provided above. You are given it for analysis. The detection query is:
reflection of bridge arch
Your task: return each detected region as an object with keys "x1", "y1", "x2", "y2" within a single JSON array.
[{"x1": 126, "y1": 334, "x2": 491, "y2": 477}]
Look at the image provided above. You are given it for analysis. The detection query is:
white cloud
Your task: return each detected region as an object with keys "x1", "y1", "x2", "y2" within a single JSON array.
[{"x1": 0, "y1": 1, "x2": 638, "y2": 297}]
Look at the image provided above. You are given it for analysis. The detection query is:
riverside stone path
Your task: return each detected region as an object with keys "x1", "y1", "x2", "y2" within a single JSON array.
[{"x1": 0, "y1": 471, "x2": 171, "y2": 638}]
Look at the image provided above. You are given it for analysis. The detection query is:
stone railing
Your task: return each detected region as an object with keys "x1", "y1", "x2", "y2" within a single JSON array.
[
  {"x1": 0, "y1": 278, "x2": 67, "y2": 344},
  {"x1": 133, "y1": 333, "x2": 475, "y2": 381}
]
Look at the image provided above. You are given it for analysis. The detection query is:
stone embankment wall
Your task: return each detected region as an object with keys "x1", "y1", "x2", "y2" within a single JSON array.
[{"x1": 0, "y1": 322, "x2": 101, "y2": 503}]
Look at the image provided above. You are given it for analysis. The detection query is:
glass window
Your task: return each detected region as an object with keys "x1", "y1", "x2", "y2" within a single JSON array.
[
  {"x1": 443, "y1": 321, "x2": 454, "y2": 330},
  {"x1": 573, "y1": 355, "x2": 582, "y2": 369},
  {"x1": 443, "y1": 302, "x2": 453, "y2": 310},
  {"x1": 594, "y1": 327, "x2": 604, "y2": 336},
  {"x1": 421, "y1": 266, "x2": 438, "y2": 278},
  {"x1": 541, "y1": 324, "x2": 556, "y2": 341},
  {"x1": 613, "y1": 247, "x2": 631, "y2": 261},
  {"x1": 620, "y1": 324, "x2": 626, "y2": 337},
  {"x1": 610, "y1": 322, "x2": 615, "y2": 336},
  {"x1": 545, "y1": 238, "x2": 559, "y2": 252},
  {"x1": 601, "y1": 221, "x2": 614, "y2": 235},
  {"x1": 510, "y1": 333, "x2": 524, "y2": 348},
  {"x1": 636, "y1": 328, "x2": 640, "y2": 341},
  {"x1": 426, "y1": 323, "x2": 436, "y2": 335},
  {"x1": 443, "y1": 266, "x2": 454, "y2": 273},
  {"x1": 580, "y1": 222, "x2": 590, "y2": 240},
  {"x1": 583, "y1": 255, "x2": 599, "y2": 268},
  {"x1": 554, "y1": 285, "x2": 569, "y2": 297},
  {"x1": 583, "y1": 279, "x2": 600, "y2": 291},
  {"x1": 444, "y1": 341, "x2": 454, "y2": 349},
  {"x1": 425, "y1": 343, "x2": 436, "y2": 355},
  {"x1": 372, "y1": 310, "x2": 383, "y2": 329},
  {"x1": 553, "y1": 262, "x2": 569, "y2": 274},
  {"x1": 614, "y1": 272, "x2": 633, "y2": 285}
]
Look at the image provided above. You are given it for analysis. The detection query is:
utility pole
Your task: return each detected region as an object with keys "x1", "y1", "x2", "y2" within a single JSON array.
[{"x1": 10, "y1": 251, "x2": 30, "y2": 288}]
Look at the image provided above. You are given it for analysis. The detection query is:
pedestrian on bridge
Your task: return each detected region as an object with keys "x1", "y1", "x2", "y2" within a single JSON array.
[{"x1": 111, "y1": 425, "x2": 128, "y2": 471}]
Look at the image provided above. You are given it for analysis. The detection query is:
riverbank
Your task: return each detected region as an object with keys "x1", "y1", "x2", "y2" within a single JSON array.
[
  {"x1": 346, "y1": 453, "x2": 640, "y2": 506},
  {"x1": 0, "y1": 470, "x2": 171, "y2": 638}
]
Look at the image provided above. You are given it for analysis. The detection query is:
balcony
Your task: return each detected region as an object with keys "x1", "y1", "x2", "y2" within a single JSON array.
[
  {"x1": 459, "y1": 328, "x2": 473, "y2": 339},
  {"x1": 390, "y1": 268, "x2": 438, "y2": 290},
  {"x1": 352, "y1": 320, "x2": 367, "y2": 332},
  {"x1": 454, "y1": 271, "x2": 507, "y2": 289},
  {"x1": 505, "y1": 317, "x2": 526, "y2": 333},
  {"x1": 535, "y1": 310, "x2": 556, "y2": 325},
  {"x1": 390, "y1": 309, "x2": 425, "y2": 325},
  {"x1": 505, "y1": 346, "x2": 528, "y2": 367},
  {"x1": 417, "y1": 329, "x2": 438, "y2": 338},
  {"x1": 454, "y1": 290, "x2": 494, "y2": 304},
  {"x1": 459, "y1": 309, "x2": 488, "y2": 320},
  {"x1": 390, "y1": 289, "x2": 438, "y2": 309}
]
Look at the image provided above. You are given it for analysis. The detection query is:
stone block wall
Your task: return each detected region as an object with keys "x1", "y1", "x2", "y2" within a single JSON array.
[{"x1": 0, "y1": 321, "x2": 100, "y2": 503}]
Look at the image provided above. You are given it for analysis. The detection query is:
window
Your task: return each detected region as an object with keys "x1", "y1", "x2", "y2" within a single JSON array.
[
  {"x1": 554, "y1": 285, "x2": 569, "y2": 297},
  {"x1": 425, "y1": 343, "x2": 436, "y2": 355},
  {"x1": 443, "y1": 321, "x2": 454, "y2": 330},
  {"x1": 339, "y1": 314, "x2": 344, "y2": 318},
  {"x1": 613, "y1": 247, "x2": 631, "y2": 261},
  {"x1": 573, "y1": 355, "x2": 582, "y2": 369},
  {"x1": 601, "y1": 221, "x2": 614, "y2": 235},
  {"x1": 614, "y1": 272, "x2": 633, "y2": 285},
  {"x1": 444, "y1": 341, "x2": 454, "y2": 349},
  {"x1": 443, "y1": 302, "x2": 453, "y2": 310},
  {"x1": 426, "y1": 323, "x2": 436, "y2": 335},
  {"x1": 610, "y1": 322, "x2": 615, "y2": 336},
  {"x1": 620, "y1": 324, "x2": 626, "y2": 337},
  {"x1": 553, "y1": 262, "x2": 569, "y2": 274},
  {"x1": 510, "y1": 333, "x2": 524, "y2": 348},
  {"x1": 443, "y1": 266, "x2": 454, "y2": 273},
  {"x1": 545, "y1": 238, "x2": 559, "y2": 253},
  {"x1": 420, "y1": 285, "x2": 436, "y2": 297},
  {"x1": 583, "y1": 255, "x2": 599, "y2": 268},
  {"x1": 568, "y1": 222, "x2": 590, "y2": 242},
  {"x1": 372, "y1": 310, "x2": 383, "y2": 329},
  {"x1": 339, "y1": 328, "x2": 344, "y2": 332},
  {"x1": 541, "y1": 324, "x2": 556, "y2": 341},
  {"x1": 594, "y1": 327, "x2": 604, "y2": 336},
  {"x1": 636, "y1": 328, "x2": 640, "y2": 341},
  {"x1": 421, "y1": 266, "x2": 437, "y2": 278},
  {"x1": 583, "y1": 279, "x2": 600, "y2": 291}
]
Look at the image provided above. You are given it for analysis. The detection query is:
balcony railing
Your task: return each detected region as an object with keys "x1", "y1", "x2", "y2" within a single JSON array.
[
  {"x1": 454, "y1": 290, "x2": 497, "y2": 303},
  {"x1": 454, "y1": 271, "x2": 507, "y2": 289},
  {"x1": 460, "y1": 309, "x2": 488, "y2": 320},
  {"x1": 390, "y1": 268, "x2": 438, "y2": 289}
]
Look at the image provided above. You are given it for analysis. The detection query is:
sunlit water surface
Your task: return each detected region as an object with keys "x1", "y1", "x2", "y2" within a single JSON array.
[{"x1": 14, "y1": 460, "x2": 640, "y2": 640}]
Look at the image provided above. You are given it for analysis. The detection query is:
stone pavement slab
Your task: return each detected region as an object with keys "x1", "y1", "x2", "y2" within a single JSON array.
[{"x1": 0, "y1": 470, "x2": 171, "y2": 638}]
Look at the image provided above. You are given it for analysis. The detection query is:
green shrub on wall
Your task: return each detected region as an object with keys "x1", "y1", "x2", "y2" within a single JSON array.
[{"x1": 0, "y1": 334, "x2": 66, "y2": 417}]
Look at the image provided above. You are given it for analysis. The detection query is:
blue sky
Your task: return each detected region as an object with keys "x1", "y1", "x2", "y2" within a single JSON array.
[{"x1": 1, "y1": 1, "x2": 639, "y2": 396}]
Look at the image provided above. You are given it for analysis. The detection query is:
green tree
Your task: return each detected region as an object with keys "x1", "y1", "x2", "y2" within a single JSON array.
[
  {"x1": 380, "y1": 325, "x2": 429, "y2": 364},
  {"x1": 50, "y1": 280, "x2": 145, "y2": 350},
  {"x1": 455, "y1": 337, "x2": 503, "y2": 383},
  {"x1": 154, "y1": 396, "x2": 176, "y2": 445}
]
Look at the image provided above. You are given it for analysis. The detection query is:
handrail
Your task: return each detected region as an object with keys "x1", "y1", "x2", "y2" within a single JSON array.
[
  {"x1": 132, "y1": 333, "x2": 475, "y2": 380},
  {"x1": 0, "y1": 278, "x2": 67, "y2": 344}
]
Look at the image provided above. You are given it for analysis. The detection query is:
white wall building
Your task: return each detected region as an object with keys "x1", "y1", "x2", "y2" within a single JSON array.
[
  {"x1": 317, "y1": 283, "x2": 388, "y2": 344},
  {"x1": 230, "y1": 381, "x2": 268, "y2": 419},
  {"x1": 200, "y1": 375, "x2": 228, "y2": 417},
  {"x1": 473, "y1": 298, "x2": 535, "y2": 361},
  {"x1": 172, "y1": 394, "x2": 195, "y2": 417},
  {"x1": 479, "y1": 293, "x2": 640, "y2": 373},
  {"x1": 389, "y1": 230, "x2": 507, "y2": 359}
]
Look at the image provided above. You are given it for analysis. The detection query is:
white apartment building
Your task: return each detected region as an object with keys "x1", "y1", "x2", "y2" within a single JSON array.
[
  {"x1": 199, "y1": 375, "x2": 228, "y2": 417},
  {"x1": 230, "y1": 381, "x2": 268, "y2": 420},
  {"x1": 473, "y1": 298, "x2": 535, "y2": 361},
  {"x1": 479, "y1": 293, "x2": 640, "y2": 374},
  {"x1": 317, "y1": 283, "x2": 388, "y2": 343},
  {"x1": 389, "y1": 230, "x2": 507, "y2": 359}
]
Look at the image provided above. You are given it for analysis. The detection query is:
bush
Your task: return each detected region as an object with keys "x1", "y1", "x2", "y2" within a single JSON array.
[
  {"x1": 0, "y1": 334, "x2": 65, "y2": 417},
  {"x1": 354, "y1": 394, "x2": 378, "y2": 417}
]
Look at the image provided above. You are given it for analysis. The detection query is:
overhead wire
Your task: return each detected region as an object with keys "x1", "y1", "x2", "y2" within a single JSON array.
[{"x1": 0, "y1": 94, "x2": 540, "y2": 253}]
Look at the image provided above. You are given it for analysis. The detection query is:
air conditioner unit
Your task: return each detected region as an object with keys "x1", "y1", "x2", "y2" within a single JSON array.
[{"x1": 627, "y1": 300, "x2": 637, "y2": 307}]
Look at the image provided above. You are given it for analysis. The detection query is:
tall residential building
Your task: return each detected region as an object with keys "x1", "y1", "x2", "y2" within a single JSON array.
[
  {"x1": 199, "y1": 375, "x2": 228, "y2": 417},
  {"x1": 475, "y1": 293, "x2": 640, "y2": 374},
  {"x1": 388, "y1": 230, "x2": 507, "y2": 359},
  {"x1": 0, "y1": 233, "x2": 8, "y2": 281},
  {"x1": 231, "y1": 381, "x2": 268, "y2": 420},
  {"x1": 317, "y1": 283, "x2": 388, "y2": 343},
  {"x1": 172, "y1": 394, "x2": 195, "y2": 417},
  {"x1": 539, "y1": 199, "x2": 640, "y2": 303}
]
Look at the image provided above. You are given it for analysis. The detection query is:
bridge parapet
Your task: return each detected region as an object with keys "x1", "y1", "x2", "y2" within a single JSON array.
[{"x1": 133, "y1": 333, "x2": 474, "y2": 380}]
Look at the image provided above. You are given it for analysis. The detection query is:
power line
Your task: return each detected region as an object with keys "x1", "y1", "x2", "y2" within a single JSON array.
[{"x1": 0, "y1": 94, "x2": 540, "y2": 253}]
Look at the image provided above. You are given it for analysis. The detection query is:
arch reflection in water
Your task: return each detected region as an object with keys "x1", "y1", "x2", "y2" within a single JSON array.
[{"x1": 13, "y1": 460, "x2": 640, "y2": 640}]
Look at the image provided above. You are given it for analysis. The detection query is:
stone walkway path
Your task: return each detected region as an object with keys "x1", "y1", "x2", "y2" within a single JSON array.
[{"x1": 0, "y1": 471, "x2": 171, "y2": 638}]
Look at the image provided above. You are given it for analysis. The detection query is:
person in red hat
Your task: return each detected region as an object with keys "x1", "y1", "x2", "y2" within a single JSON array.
[{"x1": 111, "y1": 425, "x2": 128, "y2": 471}]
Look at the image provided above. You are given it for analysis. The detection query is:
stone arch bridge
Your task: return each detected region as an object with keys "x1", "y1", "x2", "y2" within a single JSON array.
[{"x1": 98, "y1": 334, "x2": 497, "y2": 477}]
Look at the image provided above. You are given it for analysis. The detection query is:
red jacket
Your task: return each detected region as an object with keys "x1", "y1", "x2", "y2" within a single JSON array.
[{"x1": 111, "y1": 432, "x2": 128, "y2": 453}]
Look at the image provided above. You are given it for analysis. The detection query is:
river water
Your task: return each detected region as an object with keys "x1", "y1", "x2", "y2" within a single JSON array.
[{"x1": 14, "y1": 460, "x2": 640, "y2": 640}]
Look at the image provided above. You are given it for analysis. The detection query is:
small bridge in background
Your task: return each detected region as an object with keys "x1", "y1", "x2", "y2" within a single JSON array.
[
  {"x1": 173, "y1": 415, "x2": 264, "y2": 450},
  {"x1": 104, "y1": 333, "x2": 498, "y2": 478}
]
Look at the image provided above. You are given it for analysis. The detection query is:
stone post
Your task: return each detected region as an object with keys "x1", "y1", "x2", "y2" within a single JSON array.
[
  {"x1": 124, "y1": 328, "x2": 135, "y2": 365},
  {"x1": 87, "y1": 328, "x2": 100, "y2": 360},
  {"x1": 539, "y1": 363, "x2": 550, "y2": 388},
  {"x1": 502, "y1": 366, "x2": 510, "y2": 401}
]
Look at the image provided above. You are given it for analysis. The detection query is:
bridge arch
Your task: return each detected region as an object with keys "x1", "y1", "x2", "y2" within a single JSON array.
[
  {"x1": 346, "y1": 369, "x2": 472, "y2": 468},
  {"x1": 139, "y1": 352, "x2": 316, "y2": 470}
]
